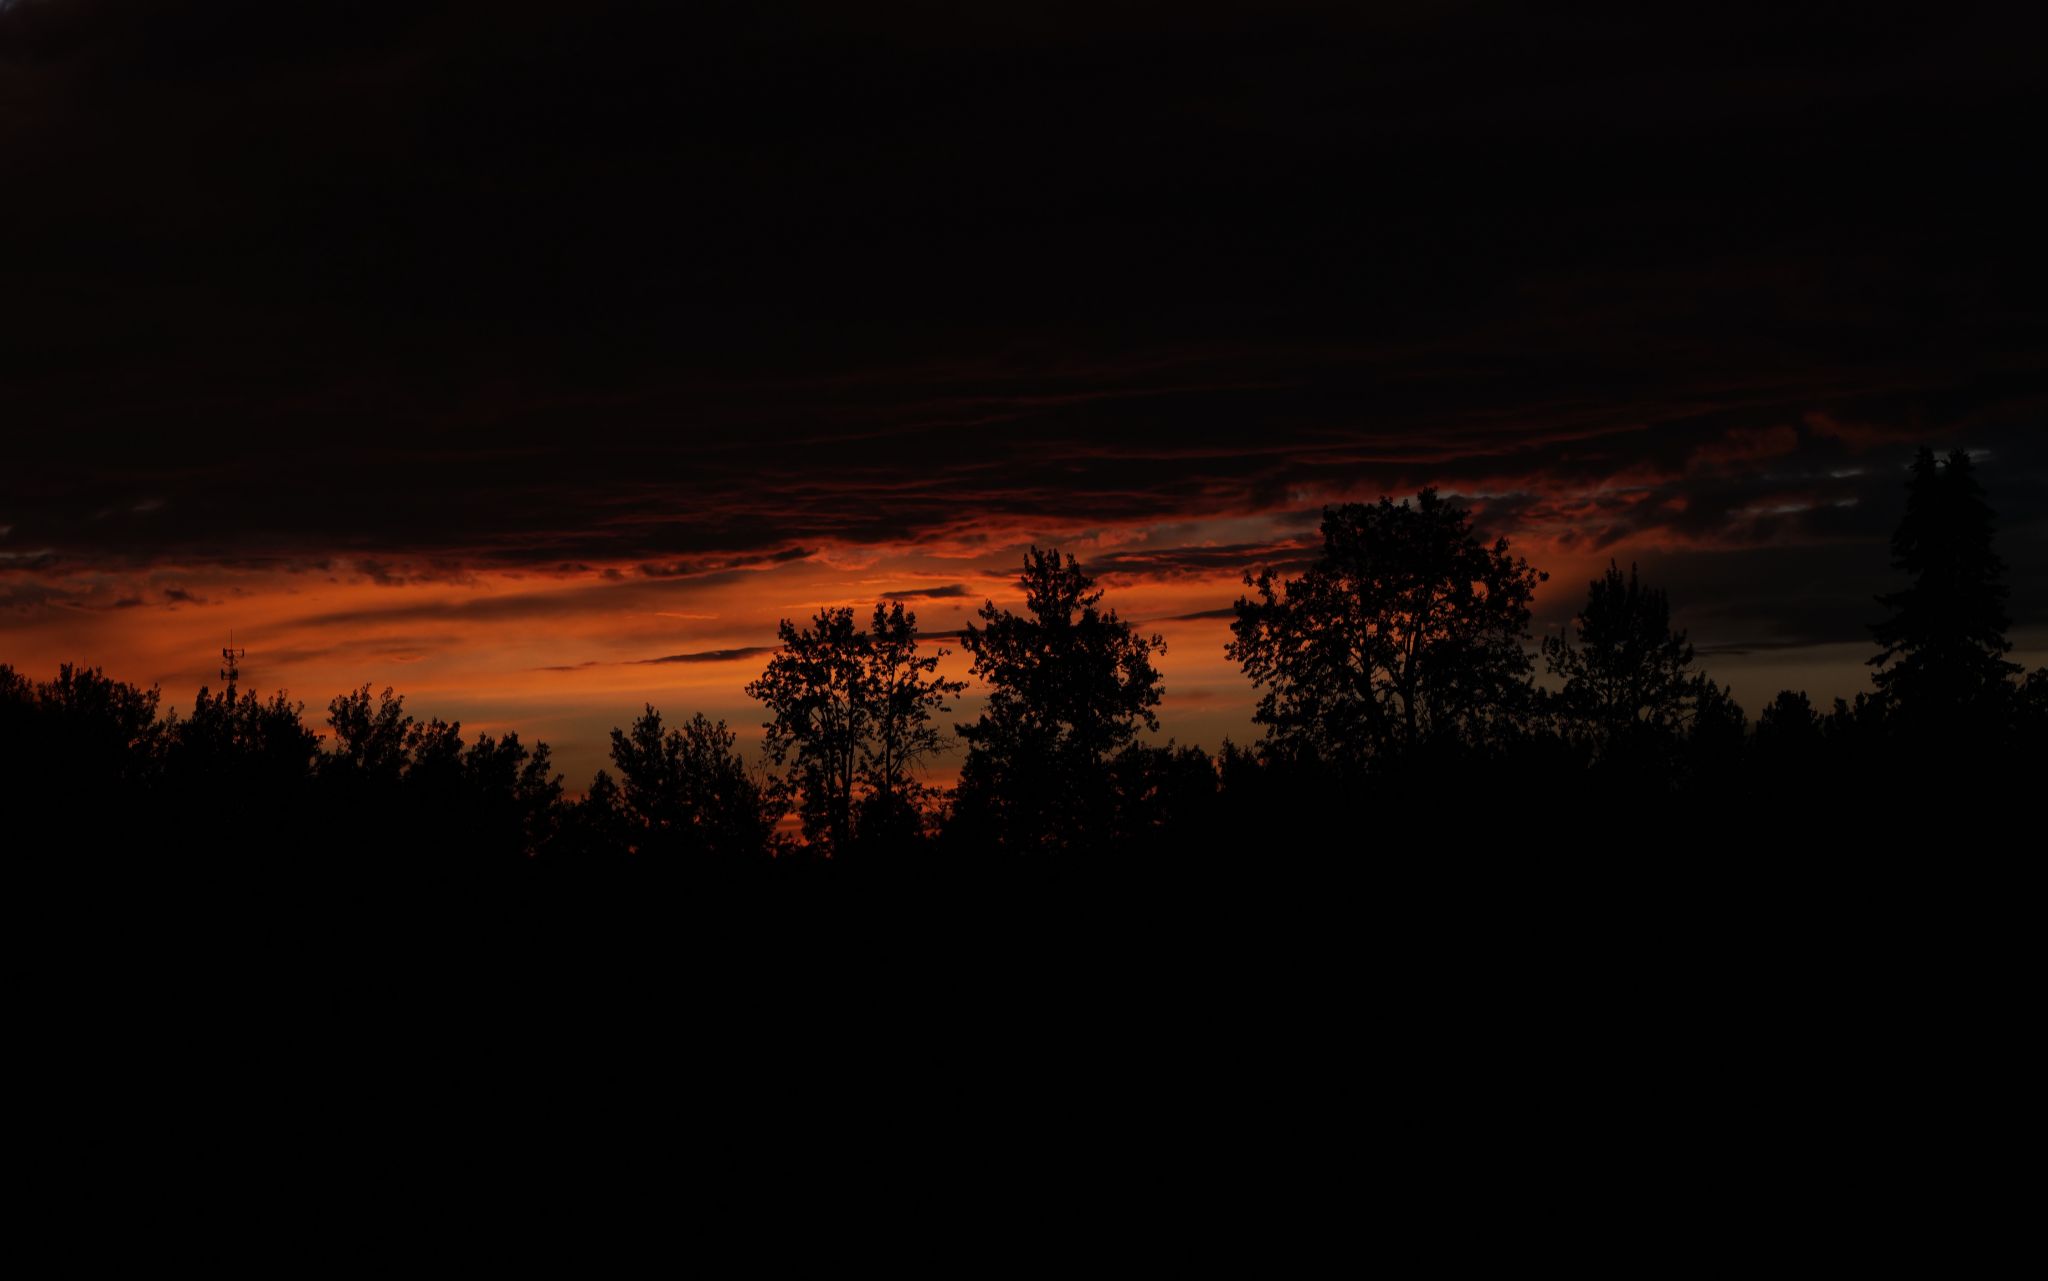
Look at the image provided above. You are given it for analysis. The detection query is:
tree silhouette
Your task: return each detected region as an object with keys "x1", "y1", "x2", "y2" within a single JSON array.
[
  {"x1": 856, "y1": 602, "x2": 965, "y2": 846},
  {"x1": 1755, "y1": 689, "x2": 1824, "y2": 755},
  {"x1": 1543, "y1": 560, "x2": 1714, "y2": 753},
  {"x1": 2, "y1": 664, "x2": 169, "y2": 849},
  {"x1": 325, "y1": 685, "x2": 417, "y2": 785},
  {"x1": 747, "y1": 607, "x2": 865, "y2": 852},
  {"x1": 951, "y1": 548, "x2": 1165, "y2": 853},
  {"x1": 163, "y1": 684, "x2": 322, "y2": 833},
  {"x1": 745, "y1": 602, "x2": 962, "y2": 856},
  {"x1": 1105, "y1": 739, "x2": 1220, "y2": 852},
  {"x1": 457, "y1": 730, "x2": 564, "y2": 857},
  {"x1": 1227, "y1": 491, "x2": 1543, "y2": 768},
  {"x1": 1686, "y1": 676, "x2": 1747, "y2": 781},
  {"x1": 1869, "y1": 447, "x2": 2021, "y2": 728},
  {"x1": 2016, "y1": 667, "x2": 2048, "y2": 742},
  {"x1": 317, "y1": 684, "x2": 564, "y2": 859},
  {"x1": 557, "y1": 768, "x2": 635, "y2": 859},
  {"x1": 32, "y1": 663, "x2": 168, "y2": 791},
  {"x1": 608, "y1": 706, "x2": 778, "y2": 859},
  {"x1": 9, "y1": 446, "x2": 2037, "y2": 871}
]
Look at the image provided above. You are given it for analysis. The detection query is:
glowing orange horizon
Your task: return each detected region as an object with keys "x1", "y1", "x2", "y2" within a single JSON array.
[{"x1": 8, "y1": 498, "x2": 2030, "y2": 794}]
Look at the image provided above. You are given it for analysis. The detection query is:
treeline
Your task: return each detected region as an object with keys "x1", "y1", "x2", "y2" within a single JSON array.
[{"x1": 3, "y1": 447, "x2": 2042, "y2": 868}]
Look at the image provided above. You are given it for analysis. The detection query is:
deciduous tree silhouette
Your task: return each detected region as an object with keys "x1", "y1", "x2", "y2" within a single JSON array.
[
  {"x1": 951, "y1": 548, "x2": 1165, "y2": 854},
  {"x1": 1227, "y1": 491, "x2": 1543, "y2": 768},
  {"x1": 3, "y1": 664, "x2": 570, "y2": 863},
  {"x1": 1105, "y1": 739, "x2": 1220, "y2": 852},
  {"x1": 34, "y1": 663, "x2": 168, "y2": 791},
  {"x1": 1869, "y1": 447, "x2": 2021, "y2": 729},
  {"x1": 325, "y1": 685, "x2": 416, "y2": 785},
  {"x1": 746, "y1": 602, "x2": 962, "y2": 856},
  {"x1": 557, "y1": 768, "x2": 635, "y2": 859},
  {"x1": 319, "y1": 684, "x2": 562, "y2": 859},
  {"x1": 163, "y1": 684, "x2": 322, "y2": 835},
  {"x1": 457, "y1": 730, "x2": 564, "y2": 857},
  {"x1": 608, "y1": 706, "x2": 778, "y2": 859},
  {"x1": 856, "y1": 602, "x2": 965, "y2": 847},
  {"x1": 1, "y1": 664, "x2": 169, "y2": 848}
]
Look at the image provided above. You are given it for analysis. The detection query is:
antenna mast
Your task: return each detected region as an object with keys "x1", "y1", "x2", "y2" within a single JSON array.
[{"x1": 221, "y1": 632, "x2": 246, "y2": 693}]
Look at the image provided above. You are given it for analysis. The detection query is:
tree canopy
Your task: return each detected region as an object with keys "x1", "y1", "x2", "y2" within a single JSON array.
[
  {"x1": 745, "y1": 602, "x2": 963, "y2": 855},
  {"x1": 953, "y1": 547, "x2": 1166, "y2": 853},
  {"x1": 1227, "y1": 490, "x2": 1544, "y2": 767},
  {"x1": 608, "y1": 706, "x2": 776, "y2": 859},
  {"x1": 5, "y1": 449, "x2": 2043, "y2": 870}
]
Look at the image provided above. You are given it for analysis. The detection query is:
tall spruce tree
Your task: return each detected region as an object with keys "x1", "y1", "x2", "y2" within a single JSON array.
[{"x1": 1868, "y1": 448, "x2": 2020, "y2": 725}]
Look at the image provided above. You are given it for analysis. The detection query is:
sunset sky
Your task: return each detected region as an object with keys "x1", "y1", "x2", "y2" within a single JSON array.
[{"x1": 4, "y1": 3, "x2": 2044, "y2": 788}]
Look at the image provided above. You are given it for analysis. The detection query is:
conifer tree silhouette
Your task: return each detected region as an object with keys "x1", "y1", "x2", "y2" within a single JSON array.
[
  {"x1": 1869, "y1": 447, "x2": 2021, "y2": 727},
  {"x1": 1543, "y1": 560, "x2": 1722, "y2": 761}
]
